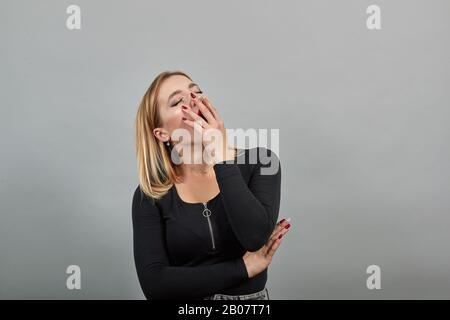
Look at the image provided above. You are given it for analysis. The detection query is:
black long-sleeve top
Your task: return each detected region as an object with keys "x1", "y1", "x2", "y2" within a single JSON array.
[{"x1": 131, "y1": 147, "x2": 281, "y2": 299}]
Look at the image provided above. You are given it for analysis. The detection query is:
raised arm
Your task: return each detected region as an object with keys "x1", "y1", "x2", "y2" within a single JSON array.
[
  {"x1": 213, "y1": 147, "x2": 282, "y2": 252},
  {"x1": 132, "y1": 187, "x2": 248, "y2": 300}
]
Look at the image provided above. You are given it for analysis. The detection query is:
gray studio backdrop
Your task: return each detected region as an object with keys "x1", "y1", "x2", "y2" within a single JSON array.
[{"x1": 1, "y1": 0, "x2": 449, "y2": 299}]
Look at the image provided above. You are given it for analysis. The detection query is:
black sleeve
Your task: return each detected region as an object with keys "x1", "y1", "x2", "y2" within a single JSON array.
[
  {"x1": 131, "y1": 187, "x2": 249, "y2": 300},
  {"x1": 213, "y1": 147, "x2": 282, "y2": 252}
]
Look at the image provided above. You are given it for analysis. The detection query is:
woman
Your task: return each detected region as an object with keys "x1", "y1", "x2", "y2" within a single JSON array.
[{"x1": 132, "y1": 70, "x2": 291, "y2": 300}]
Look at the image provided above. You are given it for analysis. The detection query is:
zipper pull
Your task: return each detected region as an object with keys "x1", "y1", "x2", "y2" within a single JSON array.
[{"x1": 202, "y1": 202, "x2": 211, "y2": 217}]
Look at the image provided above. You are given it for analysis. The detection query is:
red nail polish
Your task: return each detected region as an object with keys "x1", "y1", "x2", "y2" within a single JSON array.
[
  {"x1": 182, "y1": 117, "x2": 187, "y2": 120},
  {"x1": 285, "y1": 224, "x2": 291, "y2": 229},
  {"x1": 279, "y1": 219, "x2": 286, "y2": 224},
  {"x1": 190, "y1": 93, "x2": 196, "y2": 98},
  {"x1": 181, "y1": 105, "x2": 188, "y2": 109},
  {"x1": 278, "y1": 234, "x2": 283, "y2": 239}
]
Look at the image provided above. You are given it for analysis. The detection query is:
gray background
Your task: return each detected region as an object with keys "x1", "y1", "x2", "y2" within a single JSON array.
[{"x1": 1, "y1": 0, "x2": 449, "y2": 299}]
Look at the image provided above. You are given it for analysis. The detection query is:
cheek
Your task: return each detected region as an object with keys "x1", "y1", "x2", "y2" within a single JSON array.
[{"x1": 165, "y1": 108, "x2": 190, "y2": 131}]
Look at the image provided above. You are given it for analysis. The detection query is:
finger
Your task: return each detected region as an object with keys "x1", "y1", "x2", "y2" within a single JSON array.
[
  {"x1": 269, "y1": 218, "x2": 291, "y2": 241},
  {"x1": 268, "y1": 218, "x2": 285, "y2": 238},
  {"x1": 279, "y1": 217, "x2": 291, "y2": 226},
  {"x1": 277, "y1": 224, "x2": 291, "y2": 238},
  {"x1": 182, "y1": 117, "x2": 205, "y2": 134},
  {"x1": 262, "y1": 236, "x2": 276, "y2": 256},
  {"x1": 273, "y1": 218, "x2": 289, "y2": 234},
  {"x1": 194, "y1": 97, "x2": 215, "y2": 124},
  {"x1": 265, "y1": 224, "x2": 291, "y2": 253},
  {"x1": 181, "y1": 105, "x2": 208, "y2": 127},
  {"x1": 202, "y1": 96, "x2": 220, "y2": 119},
  {"x1": 202, "y1": 96, "x2": 221, "y2": 121},
  {"x1": 266, "y1": 227, "x2": 289, "y2": 251},
  {"x1": 202, "y1": 96, "x2": 220, "y2": 118},
  {"x1": 266, "y1": 235, "x2": 283, "y2": 259},
  {"x1": 268, "y1": 224, "x2": 284, "y2": 243}
]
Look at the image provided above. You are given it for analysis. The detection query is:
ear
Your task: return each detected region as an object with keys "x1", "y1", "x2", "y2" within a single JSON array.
[{"x1": 153, "y1": 127, "x2": 170, "y2": 143}]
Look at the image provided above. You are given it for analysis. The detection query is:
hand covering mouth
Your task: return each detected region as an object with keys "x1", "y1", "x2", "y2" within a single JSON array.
[{"x1": 197, "y1": 110, "x2": 207, "y2": 121}]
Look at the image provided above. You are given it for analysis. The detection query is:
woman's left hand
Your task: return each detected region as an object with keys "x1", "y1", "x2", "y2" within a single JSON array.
[{"x1": 181, "y1": 96, "x2": 236, "y2": 164}]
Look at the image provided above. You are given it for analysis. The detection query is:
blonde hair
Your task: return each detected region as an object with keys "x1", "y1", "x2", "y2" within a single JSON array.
[{"x1": 135, "y1": 70, "x2": 243, "y2": 200}]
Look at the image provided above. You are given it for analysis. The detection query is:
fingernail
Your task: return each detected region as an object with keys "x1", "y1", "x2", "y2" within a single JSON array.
[
  {"x1": 181, "y1": 105, "x2": 188, "y2": 109},
  {"x1": 279, "y1": 219, "x2": 286, "y2": 224},
  {"x1": 182, "y1": 117, "x2": 187, "y2": 120},
  {"x1": 190, "y1": 92, "x2": 196, "y2": 98},
  {"x1": 278, "y1": 234, "x2": 283, "y2": 239},
  {"x1": 284, "y1": 224, "x2": 291, "y2": 229}
]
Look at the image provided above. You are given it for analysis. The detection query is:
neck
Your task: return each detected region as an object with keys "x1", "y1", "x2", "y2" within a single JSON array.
[
  {"x1": 181, "y1": 163, "x2": 212, "y2": 176},
  {"x1": 176, "y1": 143, "x2": 214, "y2": 177}
]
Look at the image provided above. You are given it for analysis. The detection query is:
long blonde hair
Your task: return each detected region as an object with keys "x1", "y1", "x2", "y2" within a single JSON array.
[{"x1": 135, "y1": 70, "x2": 242, "y2": 200}]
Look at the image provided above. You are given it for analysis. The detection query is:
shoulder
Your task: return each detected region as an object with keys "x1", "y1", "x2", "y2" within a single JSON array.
[
  {"x1": 132, "y1": 184, "x2": 174, "y2": 215},
  {"x1": 132, "y1": 185, "x2": 145, "y2": 207},
  {"x1": 132, "y1": 185, "x2": 158, "y2": 213}
]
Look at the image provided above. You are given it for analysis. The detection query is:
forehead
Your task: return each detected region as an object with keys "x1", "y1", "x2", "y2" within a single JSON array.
[{"x1": 158, "y1": 75, "x2": 193, "y2": 105}]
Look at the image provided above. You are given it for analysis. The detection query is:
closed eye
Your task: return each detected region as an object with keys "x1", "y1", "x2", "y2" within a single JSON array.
[
  {"x1": 171, "y1": 98, "x2": 183, "y2": 107},
  {"x1": 171, "y1": 91, "x2": 203, "y2": 107}
]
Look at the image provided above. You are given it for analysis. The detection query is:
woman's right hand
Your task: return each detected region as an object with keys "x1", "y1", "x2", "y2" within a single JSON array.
[{"x1": 242, "y1": 218, "x2": 291, "y2": 278}]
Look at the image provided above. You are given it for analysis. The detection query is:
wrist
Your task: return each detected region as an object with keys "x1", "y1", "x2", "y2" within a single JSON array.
[{"x1": 242, "y1": 255, "x2": 255, "y2": 279}]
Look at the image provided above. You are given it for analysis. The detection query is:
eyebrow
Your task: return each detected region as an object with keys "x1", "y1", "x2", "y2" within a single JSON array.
[{"x1": 167, "y1": 83, "x2": 200, "y2": 104}]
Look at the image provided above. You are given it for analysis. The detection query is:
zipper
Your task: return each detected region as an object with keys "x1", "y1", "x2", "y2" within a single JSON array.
[{"x1": 202, "y1": 202, "x2": 216, "y2": 250}]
